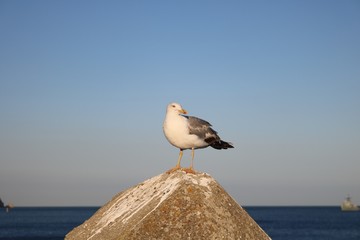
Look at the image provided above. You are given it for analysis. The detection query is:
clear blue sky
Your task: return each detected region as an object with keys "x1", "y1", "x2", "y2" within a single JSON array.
[{"x1": 1, "y1": 1, "x2": 359, "y2": 206}]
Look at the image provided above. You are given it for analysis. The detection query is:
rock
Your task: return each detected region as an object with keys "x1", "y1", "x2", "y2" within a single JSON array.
[
  {"x1": 0, "y1": 198, "x2": 4, "y2": 208},
  {"x1": 66, "y1": 171, "x2": 271, "y2": 240}
]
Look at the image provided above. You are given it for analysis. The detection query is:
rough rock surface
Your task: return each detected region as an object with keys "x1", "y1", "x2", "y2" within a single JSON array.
[{"x1": 66, "y1": 171, "x2": 271, "y2": 240}]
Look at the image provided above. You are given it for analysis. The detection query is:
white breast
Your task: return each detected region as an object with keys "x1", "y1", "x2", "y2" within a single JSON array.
[{"x1": 163, "y1": 112, "x2": 208, "y2": 149}]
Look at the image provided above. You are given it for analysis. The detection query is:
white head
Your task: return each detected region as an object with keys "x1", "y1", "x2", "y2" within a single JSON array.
[{"x1": 166, "y1": 102, "x2": 188, "y2": 115}]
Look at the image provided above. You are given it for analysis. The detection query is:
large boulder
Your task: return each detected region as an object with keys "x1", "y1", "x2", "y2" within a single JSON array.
[{"x1": 66, "y1": 171, "x2": 270, "y2": 240}]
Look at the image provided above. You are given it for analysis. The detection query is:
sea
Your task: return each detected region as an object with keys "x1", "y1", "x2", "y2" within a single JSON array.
[{"x1": 0, "y1": 206, "x2": 359, "y2": 240}]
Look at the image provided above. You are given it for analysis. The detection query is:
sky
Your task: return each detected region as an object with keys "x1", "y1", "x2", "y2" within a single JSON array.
[{"x1": 0, "y1": 0, "x2": 359, "y2": 206}]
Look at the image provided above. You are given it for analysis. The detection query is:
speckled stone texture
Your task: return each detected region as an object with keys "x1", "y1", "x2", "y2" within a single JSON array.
[{"x1": 65, "y1": 171, "x2": 271, "y2": 240}]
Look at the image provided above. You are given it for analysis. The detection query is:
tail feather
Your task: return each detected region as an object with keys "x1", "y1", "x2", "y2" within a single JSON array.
[{"x1": 210, "y1": 140, "x2": 234, "y2": 150}]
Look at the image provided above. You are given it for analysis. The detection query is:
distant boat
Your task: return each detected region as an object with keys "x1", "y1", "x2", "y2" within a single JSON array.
[
  {"x1": 5, "y1": 203, "x2": 14, "y2": 209},
  {"x1": 0, "y1": 198, "x2": 4, "y2": 208},
  {"x1": 5, "y1": 203, "x2": 14, "y2": 213},
  {"x1": 341, "y1": 195, "x2": 359, "y2": 211}
]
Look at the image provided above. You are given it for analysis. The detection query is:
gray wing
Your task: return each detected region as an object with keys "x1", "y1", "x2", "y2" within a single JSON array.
[{"x1": 184, "y1": 116, "x2": 220, "y2": 142}]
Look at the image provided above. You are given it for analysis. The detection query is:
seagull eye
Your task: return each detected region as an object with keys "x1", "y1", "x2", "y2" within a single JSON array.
[{"x1": 172, "y1": 105, "x2": 175, "y2": 108}]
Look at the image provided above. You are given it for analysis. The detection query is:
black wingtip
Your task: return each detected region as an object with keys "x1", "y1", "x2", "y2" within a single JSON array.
[{"x1": 210, "y1": 140, "x2": 234, "y2": 150}]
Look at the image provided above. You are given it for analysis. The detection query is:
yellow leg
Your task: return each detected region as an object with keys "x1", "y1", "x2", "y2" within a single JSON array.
[
  {"x1": 176, "y1": 149, "x2": 183, "y2": 168},
  {"x1": 166, "y1": 149, "x2": 183, "y2": 174},
  {"x1": 190, "y1": 147, "x2": 194, "y2": 170},
  {"x1": 183, "y1": 148, "x2": 196, "y2": 174}
]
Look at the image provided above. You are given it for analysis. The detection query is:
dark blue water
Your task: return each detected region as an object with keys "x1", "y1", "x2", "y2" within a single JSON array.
[
  {"x1": 0, "y1": 207, "x2": 359, "y2": 239},
  {"x1": 0, "y1": 207, "x2": 98, "y2": 240},
  {"x1": 246, "y1": 207, "x2": 360, "y2": 240}
]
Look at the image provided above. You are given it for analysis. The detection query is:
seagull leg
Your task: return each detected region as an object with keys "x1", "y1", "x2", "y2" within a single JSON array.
[
  {"x1": 166, "y1": 149, "x2": 183, "y2": 174},
  {"x1": 183, "y1": 147, "x2": 196, "y2": 174},
  {"x1": 176, "y1": 149, "x2": 184, "y2": 169}
]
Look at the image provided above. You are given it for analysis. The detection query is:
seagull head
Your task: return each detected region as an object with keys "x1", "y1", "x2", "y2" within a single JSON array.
[{"x1": 167, "y1": 102, "x2": 188, "y2": 115}]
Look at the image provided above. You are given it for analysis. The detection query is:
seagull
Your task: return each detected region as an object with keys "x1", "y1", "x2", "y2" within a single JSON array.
[{"x1": 163, "y1": 102, "x2": 234, "y2": 174}]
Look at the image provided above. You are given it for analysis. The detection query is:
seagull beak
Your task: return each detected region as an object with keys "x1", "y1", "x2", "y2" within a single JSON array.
[{"x1": 179, "y1": 109, "x2": 188, "y2": 114}]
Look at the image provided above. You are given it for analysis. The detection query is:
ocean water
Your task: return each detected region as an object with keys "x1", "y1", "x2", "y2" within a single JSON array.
[
  {"x1": 0, "y1": 206, "x2": 359, "y2": 239},
  {"x1": 245, "y1": 207, "x2": 360, "y2": 240},
  {"x1": 0, "y1": 207, "x2": 98, "y2": 240}
]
